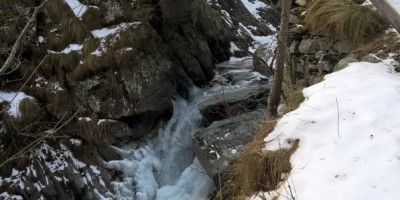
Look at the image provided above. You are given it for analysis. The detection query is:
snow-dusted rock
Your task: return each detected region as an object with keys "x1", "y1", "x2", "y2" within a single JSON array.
[
  {"x1": 198, "y1": 84, "x2": 271, "y2": 123},
  {"x1": 193, "y1": 110, "x2": 266, "y2": 182}
]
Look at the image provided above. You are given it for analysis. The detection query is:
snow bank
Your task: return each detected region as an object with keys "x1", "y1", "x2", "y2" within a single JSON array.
[
  {"x1": 0, "y1": 92, "x2": 32, "y2": 118},
  {"x1": 256, "y1": 60, "x2": 400, "y2": 200}
]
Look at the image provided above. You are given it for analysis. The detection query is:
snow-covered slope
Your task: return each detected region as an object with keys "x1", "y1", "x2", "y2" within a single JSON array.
[{"x1": 255, "y1": 59, "x2": 400, "y2": 200}]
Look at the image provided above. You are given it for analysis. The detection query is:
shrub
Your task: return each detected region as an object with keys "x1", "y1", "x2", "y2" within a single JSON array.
[{"x1": 305, "y1": 0, "x2": 389, "y2": 45}]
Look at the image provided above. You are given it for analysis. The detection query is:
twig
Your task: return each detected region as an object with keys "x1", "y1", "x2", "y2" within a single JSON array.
[
  {"x1": 0, "y1": 110, "x2": 79, "y2": 168},
  {"x1": 336, "y1": 97, "x2": 340, "y2": 138},
  {"x1": 0, "y1": 0, "x2": 48, "y2": 75}
]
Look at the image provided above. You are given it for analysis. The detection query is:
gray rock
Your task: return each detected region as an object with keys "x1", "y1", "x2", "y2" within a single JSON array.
[
  {"x1": 315, "y1": 50, "x2": 327, "y2": 60},
  {"x1": 198, "y1": 84, "x2": 271, "y2": 123},
  {"x1": 162, "y1": 22, "x2": 215, "y2": 85},
  {"x1": 289, "y1": 14, "x2": 302, "y2": 24},
  {"x1": 333, "y1": 56, "x2": 359, "y2": 72},
  {"x1": 318, "y1": 60, "x2": 335, "y2": 73},
  {"x1": 253, "y1": 43, "x2": 276, "y2": 76},
  {"x1": 299, "y1": 38, "x2": 334, "y2": 54},
  {"x1": 193, "y1": 110, "x2": 266, "y2": 181},
  {"x1": 361, "y1": 55, "x2": 381, "y2": 63},
  {"x1": 334, "y1": 40, "x2": 357, "y2": 54},
  {"x1": 290, "y1": 40, "x2": 301, "y2": 54},
  {"x1": 223, "y1": 70, "x2": 268, "y2": 85},
  {"x1": 120, "y1": 53, "x2": 176, "y2": 114}
]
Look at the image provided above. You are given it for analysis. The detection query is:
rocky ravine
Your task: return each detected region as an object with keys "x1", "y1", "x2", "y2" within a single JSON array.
[{"x1": 0, "y1": 0, "x2": 280, "y2": 199}]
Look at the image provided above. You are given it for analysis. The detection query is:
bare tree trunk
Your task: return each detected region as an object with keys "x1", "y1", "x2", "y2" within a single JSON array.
[
  {"x1": 267, "y1": 0, "x2": 292, "y2": 117},
  {"x1": 0, "y1": 0, "x2": 47, "y2": 75}
]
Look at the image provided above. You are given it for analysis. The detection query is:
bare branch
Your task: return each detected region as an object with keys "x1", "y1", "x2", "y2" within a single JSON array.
[{"x1": 0, "y1": 0, "x2": 48, "y2": 75}]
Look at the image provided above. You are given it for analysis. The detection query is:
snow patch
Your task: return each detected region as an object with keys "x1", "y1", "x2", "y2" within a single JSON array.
[
  {"x1": 0, "y1": 92, "x2": 33, "y2": 117},
  {"x1": 65, "y1": 0, "x2": 88, "y2": 18}
]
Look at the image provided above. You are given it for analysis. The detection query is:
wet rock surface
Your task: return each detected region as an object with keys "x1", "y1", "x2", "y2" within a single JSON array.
[
  {"x1": 198, "y1": 84, "x2": 271, "y2": 123},
  {"x1": 193, "y1": 110, "x2": 266, "y2": 181}
]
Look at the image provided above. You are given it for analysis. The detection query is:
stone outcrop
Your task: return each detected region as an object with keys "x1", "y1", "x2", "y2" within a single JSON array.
[
  {"x1": 193, "y1": 110, "x2": 266, "y2": 181},
  {"x1": 198, "y1": 84, "x2": 271, "y2": 123}
]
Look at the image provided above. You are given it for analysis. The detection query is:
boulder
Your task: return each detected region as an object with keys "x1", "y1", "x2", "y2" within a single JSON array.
[
  {"x1": 223, "y1": 70, "x2": 268, "y2": 85},
  {"x1": 361, "y1": 54, "x2": 381, "y2": 63},
  {"x1": 333, "y1": 56, "x2": 359, "y2": 72},
  {"x1": 193, "y1": 110, "x2": 266, "y2": 182},
  {"x1": 290, "y1": 40, "x2": 301, "y2": 54},
  {"x1": 289, "y1": 14, "x2": 302, "y2": 24},
  {"x1": 198, "y1": 84, "x2": 271, "y2": 123},
  {"x1": 299, "y1": 38, "x2": 334, "y2": 54},
  {"x1": 162, "y1": 22, "x2": 215, "y2": 85}
]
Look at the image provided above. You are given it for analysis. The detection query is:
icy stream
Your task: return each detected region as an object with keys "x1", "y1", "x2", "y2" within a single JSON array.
[{"x1": 106, "y1": 88, "x2": 215, "y2": 200}]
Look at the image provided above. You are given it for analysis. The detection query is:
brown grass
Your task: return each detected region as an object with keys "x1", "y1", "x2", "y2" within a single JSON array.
[
  {"x1": 18, "y1": 98, "x2": 45, "y2": 123},
  {"x1": 284, "y1": 89, "x2": 305, "y2": 113},
  {"x1": 82, "y1": 37, "x2": 100, "y2": 57},
  {"x1": 60, "y1": 18, "x2": 89, "y2": 43},
  {"x1": 0, "y1": 97, "x2": 47, "y2": 176},
  {"x1": 46, "y1": 0, "x2": 75, "y2": 22},
  {"x1": 217, "y1": 119, "x2": 299, "y2": 199},
  {"x1": 305, "y1": 0, "x2": 389, "y2": 45},
  {"x1": 353, "y1": 31, "x2": 400, "y2": 60},
  {"x1": 78, "y1": 118, "x2": 113, "y2": 146},
  {"x1": 82, "y1": 6, "x2": 104, "y2": 30}
]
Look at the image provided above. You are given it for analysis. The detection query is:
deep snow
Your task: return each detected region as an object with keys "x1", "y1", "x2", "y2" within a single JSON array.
[{"x1": 253, "y1": 59, "x2": 400, "y2": 200}]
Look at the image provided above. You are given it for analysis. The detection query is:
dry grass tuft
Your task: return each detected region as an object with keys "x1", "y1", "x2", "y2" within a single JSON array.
[
  {"x1": 18, "y1": 98, "x2": 45, "y2": 123},
  {"x1": 284, "y1": 89, "x2": 305, "y2": 113},
  {"x1": 353, "y1": 31, "x2": 400, "y2": 60},
  {"x1": 305, "y1": 0, "x2": 389, "y2": 45},
  {"x1": 218, "y1": 119, "x2": 299, "y2": 199},
  {"x1": 78, "y1": 118, "x2": 113, "y2": 146},
  {"x1": 0, "y1": 97, "x2": 47, "y2": 175}
]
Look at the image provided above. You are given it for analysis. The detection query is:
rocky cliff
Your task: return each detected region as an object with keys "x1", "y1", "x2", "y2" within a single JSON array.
[{"x1": 0, "y1": 0, "x2": 279, "y2": 199}]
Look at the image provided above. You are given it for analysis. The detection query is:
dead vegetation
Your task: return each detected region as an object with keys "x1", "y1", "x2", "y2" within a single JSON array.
[
  {"x1": 353, "y1": 31, "x2": 400, "y2": 60},
  {"x1": 216, "y1": 119, "x2": 299, "y2": 199},
  {"x1": 0, "y1": 97, "x2": 48, "y2": 175},
  {"x1": 78, "y1": 118, "x2": 113, "y2": 146},
  {"x1": 305, "y1": 0, "x2": 389, "y2": 45},
  {"x1": 284, "y1": 89, "x2": 305, "y2": 113}
]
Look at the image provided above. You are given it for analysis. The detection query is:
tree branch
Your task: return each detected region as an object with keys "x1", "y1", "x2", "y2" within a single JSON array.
[{"x1": 0, "y1": 0, "x2": 47, "y2": 75}]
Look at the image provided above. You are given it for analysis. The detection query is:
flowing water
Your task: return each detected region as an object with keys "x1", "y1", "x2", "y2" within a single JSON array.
[{"x1": 106, "y1": 87, "x2": 215, "y2": 200}]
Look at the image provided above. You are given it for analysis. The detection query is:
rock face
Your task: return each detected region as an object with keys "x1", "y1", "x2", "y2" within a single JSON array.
[
  {"x1": 198, "y1": 84, "x2": 271, "y2": 123},
  {"x1": 0, "y1": 142, "x2": 114, "y2": 200},
  {"x1": 0, "y1": 0, "x2": 237, "y2": 198},
  {"x1": 253, "y1": 42, "x2": 276, "y2": 76},
  {"x1": 193, "y1": 110, "x2": 266, "y2": 181}
]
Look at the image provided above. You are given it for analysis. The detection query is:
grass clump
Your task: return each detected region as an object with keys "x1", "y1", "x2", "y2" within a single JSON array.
[
  {"x1": 284, "y1": 89, "x2": 305, "y2": 113},
  {"x1": 78, "y1": 118, "x2": 113, "y2": 146},
  {"x1": 217, "y1": 119, "x2": 299, "y2": 199},
  {"x1": 305, "y1": 0, "x2": 389, "y2": 45},
  {"x1": 353, "y1": 31, "x2": 400, "y2": 60},
  {"x1": 0, "y1": 97, "x2": 47, "y2": 175}
]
